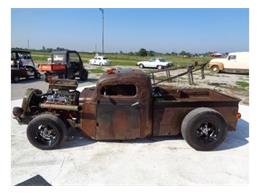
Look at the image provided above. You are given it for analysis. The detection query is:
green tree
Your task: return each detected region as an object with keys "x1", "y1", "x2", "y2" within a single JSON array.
[
  {"x1": 148, "y1": 50, "x2": 155, "y2": 56},
  {"x1": 138, "y1": 48, "x2": 147, "y2": 56}
]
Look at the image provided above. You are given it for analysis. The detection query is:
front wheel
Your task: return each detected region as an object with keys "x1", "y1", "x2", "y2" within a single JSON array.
[
  {"x1": 80, "y1": 69, "x2": 88, "y2": 81},
  {"x1": 181, "y1": 107, "x2": 227, "y2": 151},
  {"x1": 139, "y1": 64, "x2": 144, "y2": 69},
  {"x1": 157, "y1": 65, "x2": 162, "y2": 70},
  {"x1": 27, "y1": 114, "x2": 67, "y2": 150}
]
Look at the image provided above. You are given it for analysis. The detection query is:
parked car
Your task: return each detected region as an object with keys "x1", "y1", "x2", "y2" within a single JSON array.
[
  {"x1": 13, "y1": 68, "x2": 241, "y2": 151},
  {"x1": 89, "y1": 54, "x2": 111, "y2": 66},
  {"x1": 11, "y1": 49, "x2": 41, "y2": 83},
  {"x1": 208, "y1": 52, "x2": 249, "y2": 73},
  {"x1": 38, "y1": 50, "x2": 88, "y2": 81},
  {"x1": 137, "y1": 58, "x2": 172, "y2": 69}
]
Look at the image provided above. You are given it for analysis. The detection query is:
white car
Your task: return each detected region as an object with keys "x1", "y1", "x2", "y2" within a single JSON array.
[
  {"x1": 89, "y1": 55, "x2": 111, "y2": 66},
  {"x1": 208, "y1": 52, "x2": 249, "y2": 73},
  {"x1": 137, "y1": 58, "x2": 172, "y2": 69}
]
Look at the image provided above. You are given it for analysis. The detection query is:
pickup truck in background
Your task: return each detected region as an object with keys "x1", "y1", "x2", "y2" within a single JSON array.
[
  {"x1": 208, "y1": 52, "x2": 249, "y2": 73},
  {"x1": 13, "y1": 68, "x2": 241, "y2": 151}
]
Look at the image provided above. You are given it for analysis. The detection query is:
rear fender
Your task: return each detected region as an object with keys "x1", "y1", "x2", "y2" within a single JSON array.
[{"x1": 209, "y1": 62, "x2": 224, "y2": 70}]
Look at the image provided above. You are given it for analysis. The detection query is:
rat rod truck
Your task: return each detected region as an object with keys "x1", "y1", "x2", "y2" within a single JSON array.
[{"x1": 13, "y1": 68, "x2": 241, "y2": 151}]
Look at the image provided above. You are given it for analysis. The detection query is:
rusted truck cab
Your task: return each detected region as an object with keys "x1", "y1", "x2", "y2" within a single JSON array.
[
  {"x1": 13, "y1": 68, "x2": 241, "y2": 151},
  {"x1": 79, "y1": 69, "x2": 152, "y2": 140}
]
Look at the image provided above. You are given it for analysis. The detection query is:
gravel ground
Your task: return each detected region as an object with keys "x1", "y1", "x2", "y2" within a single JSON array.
[
  {"x1": 152, "y1": 68, "x2": 249, "y2": 105},
  {"x1": 11, "y1": 75, "x2": 98, "y2": 100}
]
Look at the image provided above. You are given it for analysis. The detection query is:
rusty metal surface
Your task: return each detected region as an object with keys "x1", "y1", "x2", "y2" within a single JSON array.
[
  {"x1": 79, "y1": 87, "x2": 97, "y2": 139},
  {"x1": 79, "y1": 69, "x2": 152, "y2": 140},
  {"x1": 48, "y1": 79, "x2": 78, "y2": 90},
  {"x1": 78, "y1": 68, "x2": 239, "y2": 140},
  {"x1": 152, "y1": 87, "x2": 240, "y2": 136}
]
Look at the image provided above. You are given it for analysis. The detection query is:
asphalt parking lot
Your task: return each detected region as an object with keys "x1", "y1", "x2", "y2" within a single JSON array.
[
  {"x1": 11, "y1": 76, "x2": 98, "y2": 100},
  {"x1": 11, "y1": 82, "x2": 249, "y2": 185}
]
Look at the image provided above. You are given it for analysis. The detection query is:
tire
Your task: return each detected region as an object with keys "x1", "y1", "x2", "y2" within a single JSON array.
[
  {"x1": 27, "y1": 114, "x2": 67, "y2": 150},
  {"x1": 211, "y1": 65, "x2": 220, "y2": 73},
  {"x1": 34, "y1": 72, "x2": 41, "y2": 79},
  {"x1": 99, "y1": 62, "x2": 103, "y2": 66},
  {"x1": 181, "y1": 107, "x2": 227, "y2": 151},
  {"x1": 12, "y1": 75, "x2": 20, "y2": 83},
  {"x1": 44, "y1": 73, "x2": 49, "y2": 82},
  {"x1": 139, "y1": 64, "x2": 144, "y2": 69},
  {"x1": 80, "y1": 69, "x2": 88, "y2": 81},
  {"x1": 157, "y1": 65, "x2": 162, "y2": 70}
]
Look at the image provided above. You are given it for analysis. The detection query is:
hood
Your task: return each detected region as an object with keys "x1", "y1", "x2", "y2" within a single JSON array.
[{"x1": 79, "y1": 86, "x2": 97, "y2": 103}]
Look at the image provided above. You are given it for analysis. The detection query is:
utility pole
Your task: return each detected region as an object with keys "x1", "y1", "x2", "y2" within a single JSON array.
[{"x1": 99, "y1": 8, "x2": 104, "y2": 55}]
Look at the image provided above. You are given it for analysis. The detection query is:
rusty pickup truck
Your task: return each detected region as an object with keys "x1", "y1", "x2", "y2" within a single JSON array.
[{"x1": 13, "y1": 68, "x2": 241, "y2": 151}]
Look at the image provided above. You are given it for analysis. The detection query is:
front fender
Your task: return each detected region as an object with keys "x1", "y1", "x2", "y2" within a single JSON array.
[
  {"x1": 13, "y1": 88, "x2": 43, "y2": 124},
  {"x1": 21, "y1": 88, "x2": 43, "y2": 114}
]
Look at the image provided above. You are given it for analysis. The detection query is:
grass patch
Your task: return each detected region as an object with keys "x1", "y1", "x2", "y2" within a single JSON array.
[
  {"x1": 236, "y1": 80, "x2": 249, "y2": 90},
  {"x1": 31, "y1": 51, "x2": 211, "y2": 68},
  {"x1": 89, "y1": 67, "x2": 105, "y2": 73}
]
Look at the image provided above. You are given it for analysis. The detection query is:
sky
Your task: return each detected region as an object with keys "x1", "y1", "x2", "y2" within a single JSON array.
[{"x1": 11, "y1": 8, "x2": 249, "y2": 53}]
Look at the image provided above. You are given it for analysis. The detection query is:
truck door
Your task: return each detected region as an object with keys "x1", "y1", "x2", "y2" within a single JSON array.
[
  {"x1": 226, "y1": 54, "x2": 237, "y2": 69},
  {"x1": 68, "y1": 52, "x2": 82, "y2": 78},
  {"x1": 96, "y1": 84, "x2": 141, "y2": 140}
]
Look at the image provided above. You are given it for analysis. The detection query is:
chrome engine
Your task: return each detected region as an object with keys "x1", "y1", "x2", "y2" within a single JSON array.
[{"x1": 45, "y1": 89, "x2": 79, "y2": 105}]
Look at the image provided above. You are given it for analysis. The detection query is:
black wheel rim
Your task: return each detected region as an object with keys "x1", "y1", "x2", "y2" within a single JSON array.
[
  {"x1": 34, "y1": 124, "x2": 59, "y2": 146},
  {"x1": 195, "y1": 122, "x2": 220, "y2": 144}
]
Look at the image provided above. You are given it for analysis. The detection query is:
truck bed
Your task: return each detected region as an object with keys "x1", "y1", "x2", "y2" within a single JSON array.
[
  {"x1": 153, "y1": 87, "x2": 239, "y2": 103},
  {"x1": 152, "y1": 87, "x2": 240, "y2": 137}
]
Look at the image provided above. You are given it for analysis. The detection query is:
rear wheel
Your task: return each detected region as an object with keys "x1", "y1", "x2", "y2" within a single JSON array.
[
  {"x1": 27, "y1": 114, "x2": 67, "y2": 150},
  {"x1": 157, "y1": 65, "x2": 162, "y2": 70},
  {"x1": 12, "y1": 75, "x2": 20, "y2": 83},
  {"x1": 181, "y1": 107, "x2": 227, "y2": 151},
  {"x1": 139, "y1": 64, "x2": 144, "y2": 69},
  {"x1": 34, "y1": 71, "x2": 41, "y2": 79},
  {"x1": 211, "y1": 65, "x2": 220, "y2": 73}
]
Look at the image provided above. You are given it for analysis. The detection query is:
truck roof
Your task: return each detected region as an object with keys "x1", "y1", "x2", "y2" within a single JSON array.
[{"x1": 97, "y1": 68, "x2": 151, "y2": 86}]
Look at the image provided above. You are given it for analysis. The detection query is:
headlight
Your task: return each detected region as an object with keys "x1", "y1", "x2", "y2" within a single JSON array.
[{"x1": 13, "y1": 107, "x2": 23, "y2": 117}]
